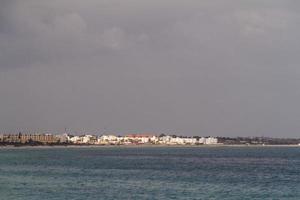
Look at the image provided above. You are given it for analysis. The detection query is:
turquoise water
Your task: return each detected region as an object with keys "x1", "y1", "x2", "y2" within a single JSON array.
[{"x1": 0, "y1": 147, "x2": 299, "y2": 200}]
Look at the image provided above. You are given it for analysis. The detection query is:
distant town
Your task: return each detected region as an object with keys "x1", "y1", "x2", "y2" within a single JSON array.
[{"x1": 0, "y1": 133, "x2": 300, "y2": 146}]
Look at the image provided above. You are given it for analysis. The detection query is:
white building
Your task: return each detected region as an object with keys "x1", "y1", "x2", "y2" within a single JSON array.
[
  {"x1": 159, "y1": 136, "x2": 172, "y2": 144},
  {"x1": 159, "y1": 136, "x2": 197, "y2": 145},
  {"x1": 56, "y1": 133, "x2": 69, "y2": 143},
  {"x1": 68, "y1": 134, "x2": 97, "y2": 144},
  {"x1": 169, "y1": 137, "x2": 197, "y2": 145},
  {"x1": 182, "y1": 137, "x2": 197, "y2": 145},
  {"x1": 69, "y1": 136, "x2": 81, "y2": 144},
  {"x1": 204, "y1": 137, "x2": 218, "y2": 145},
  {"x1": 198, "y1": 137, "x2": 206, "y2": 144},
  {"x1": 82, "y1": 135, "x2": 93, "y2": 144},
  {"x1": 98, "y1": 135, "x2": 120, "y2": 144},
  {"x1": 125, "y1": 134, "x2": 157, "y2": 144}
]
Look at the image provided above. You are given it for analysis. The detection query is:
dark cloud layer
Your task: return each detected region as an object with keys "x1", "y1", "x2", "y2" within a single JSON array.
[{"x1": 1, "y1": 0, "x2": 300, "y2": 137}]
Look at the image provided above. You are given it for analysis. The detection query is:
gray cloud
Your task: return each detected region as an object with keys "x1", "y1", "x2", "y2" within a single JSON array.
[{"x1": 1, "y1": 0, "x2": 300, "y2": 137}]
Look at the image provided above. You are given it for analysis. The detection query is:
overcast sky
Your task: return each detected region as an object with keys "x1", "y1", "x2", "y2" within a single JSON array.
[{"x1": 1, "y1": 0, "x2": 300, "y2": 137}]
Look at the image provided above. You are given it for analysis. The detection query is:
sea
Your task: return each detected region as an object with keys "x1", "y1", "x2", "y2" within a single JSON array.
[{"x1": 0, "y1": 146, "x2": 299, "y2": 200}]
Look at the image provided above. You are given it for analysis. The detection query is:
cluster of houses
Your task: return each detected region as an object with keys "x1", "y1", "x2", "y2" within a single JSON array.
[
  {"x1": 66, "y1": 134, "x2": 218, "y2": 145},
  {"x1": 0, "y1": 133, "x2": 218, "y2": 145}
]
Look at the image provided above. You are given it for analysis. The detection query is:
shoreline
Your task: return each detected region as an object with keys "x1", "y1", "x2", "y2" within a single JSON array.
[{"x1": 0, "y1": 144, "x2": 300, "y2": 149}]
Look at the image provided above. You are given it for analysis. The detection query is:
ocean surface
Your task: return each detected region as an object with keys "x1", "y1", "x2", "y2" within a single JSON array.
[{"x1": 0, "y1": 146, "x2": 299, "y2": 200}]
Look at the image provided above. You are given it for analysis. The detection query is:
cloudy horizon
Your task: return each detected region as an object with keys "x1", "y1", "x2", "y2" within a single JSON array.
[{"x1": 1, "y1": 0, "x2": 300, "y2": 137}]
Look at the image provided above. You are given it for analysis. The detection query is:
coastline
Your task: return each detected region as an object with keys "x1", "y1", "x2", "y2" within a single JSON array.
[{"x1": 1, "y1": 144, "x2": 300, "y2": 149}]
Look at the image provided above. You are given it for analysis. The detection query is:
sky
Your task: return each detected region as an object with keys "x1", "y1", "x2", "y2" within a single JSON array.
[{"x1": 1, "y1": 0, "x2": 300, "y2": 137}]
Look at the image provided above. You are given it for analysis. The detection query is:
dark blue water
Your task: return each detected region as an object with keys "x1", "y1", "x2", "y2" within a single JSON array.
[{"x1": 0, "y1": 146, "x2": 299, "y2": 200}]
